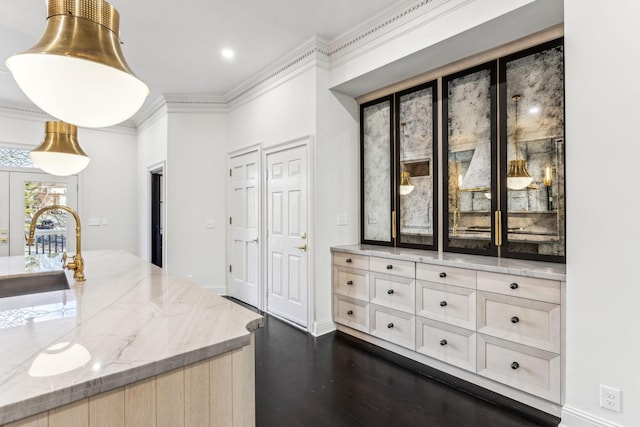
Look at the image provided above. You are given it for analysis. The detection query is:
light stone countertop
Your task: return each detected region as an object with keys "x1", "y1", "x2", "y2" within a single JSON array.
[
  {"x1": 331, "y1": 244, "x2": 566, "y2": 281},
  {"x1": 0, "y1": 250, "x2": 263, "y2": 425}
]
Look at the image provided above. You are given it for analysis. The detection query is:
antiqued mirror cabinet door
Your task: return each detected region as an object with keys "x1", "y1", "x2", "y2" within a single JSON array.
[
  {"x1": 396, "y1": 81, "x2": 438, "y2": 249},
  {"x1": 361, "y1": 96, "x2": 394, "y2": 245},
  {"x1": 443, "y1": 62, "x2": 498, "y2": 257},
  {"x1": 500, "y1": 38, "x2": 565, "y2": 262}
]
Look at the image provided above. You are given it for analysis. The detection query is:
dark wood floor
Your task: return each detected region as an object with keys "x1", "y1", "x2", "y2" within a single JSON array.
[{"x1": 249, "y1": 309, "x2": 559, "y2": 427}]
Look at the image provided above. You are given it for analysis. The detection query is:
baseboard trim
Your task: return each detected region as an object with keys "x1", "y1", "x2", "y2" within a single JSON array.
[
  {"x1": 560, "y1": 405, "x2": 623, "y2": 427},
  {"x1": 310, "y1": 319, "x2": 335, "y2": 337},
  {"x1": 200, "y1": 285, "x2": 227, "y2": 295}
]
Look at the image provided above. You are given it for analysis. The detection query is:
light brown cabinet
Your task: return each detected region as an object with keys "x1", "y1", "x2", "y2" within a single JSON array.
[{"x1": 332, "y1": 248, "x2": 565, "y2": 414}]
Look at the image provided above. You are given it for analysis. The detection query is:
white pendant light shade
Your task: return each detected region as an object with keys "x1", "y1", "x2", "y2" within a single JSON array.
[
  {"x1": 30, "y1": 121, "x2": 90, "y2": 176},
  {"x1": 5, "y1": 0, "x2": 149, "y2": 128}
]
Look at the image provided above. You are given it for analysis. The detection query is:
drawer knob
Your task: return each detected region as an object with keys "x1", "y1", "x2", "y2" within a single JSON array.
[
  {"x1": 511, "y1": 316, "x2": 520, "y2": 324},
  {"x1": 387, "y1": 289, "x2": 394, "y2": 295},
  {"x1": 511, "y1": 362, "x2": 520, "y2": 370},
  {"x1": 386, "y1": 265, "x2": 393, "y2": 270},
  {"x1": 440, "y1": 339, "x2": 448, "y2": 346},
  {"x1": 387, "y1": 323, "x2": 394, "y2": 329},
  {"x1": 347, "y1": 280, "x2": 354, "y2": 286},
  {"x1": 346, "y1": 258, "x2": 352, "y2": 263},
  {"x1": 510, "y1": 282, "x2": 519, "y2": 290},
  {"x1": 439, "y1": 272, "x2": 447, "y2": 278},
  {"x1": 440, "y1": 301, "x2": 447, "y2": 307},
  {"x1": 347, "y1": 310, "x2": 353, "y2": 316}
]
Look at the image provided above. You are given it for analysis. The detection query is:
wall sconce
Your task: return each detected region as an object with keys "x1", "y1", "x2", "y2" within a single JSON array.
[
  {"x1": 399, "y1": 122, "x2": 415, "y2": 196},
  {"x1": 6, "y1": 0, "x2": 149, "y2": 128},
  {"x1": 506, "y1": 95, "x2": 533, "y2": 190},
  {"x1": 543, "y1": 166, "x2": 553, "y2": 210},
  {"x1": 30, "y1": 121, "x2": 90, "y2": 176}
]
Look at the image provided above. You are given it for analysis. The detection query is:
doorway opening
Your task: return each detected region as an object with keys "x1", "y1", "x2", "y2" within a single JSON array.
[{"x1": 150, "y1": 169, "x2": 163, "y2": 268}]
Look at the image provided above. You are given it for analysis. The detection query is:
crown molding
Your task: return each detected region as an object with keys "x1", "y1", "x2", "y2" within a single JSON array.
[
  {"x1": 164, "y1": 94, "x2": 229, "y2": 114},
  {"x1": 0, "y1": 101, "x2": 50, "y2": 123},
  {"x1": 0, "y1": 100, "x2": 137, "y2": 135},
  {"x1": 225, "y1": 37, "x2": 330, "y2": 109}
]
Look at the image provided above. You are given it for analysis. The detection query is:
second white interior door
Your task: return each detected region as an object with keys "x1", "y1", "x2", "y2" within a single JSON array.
[{"x1": 266, "y1": 143, "x2": 308, "y2": 328}]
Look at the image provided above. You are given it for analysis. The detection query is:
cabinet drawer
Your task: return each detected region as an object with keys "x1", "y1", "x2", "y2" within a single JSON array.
[
  {"x1": 478, "y1": 334, "x2": 560, "y2": 403},
  {"x1": 477, "y1": 271, "x2": 560, "y2": 304},
  {"x1": 370, "y1": 304, "x2": 415, "y2": 350},
  {"x1": 416, "y1": 317, "x2": 476, "y2": 372},
  {"x1": 416, "y1": 263, "x2": 476, "y2": 289},
  {"x1": 333, "y1": 252, "x2": 369, "y2": 270},
  {"x1": 416, "y1": 281, "x2": 476, "y2": 329},
  {"x1": 370, "y1": 272, "x2": 415, "y2": 314},
  {"x1": 333, "y1": 266, "x2": 369, "y2": 300},
  {"x1": 478, "y1": 291, "x2": 560, "y2": 353},
  {"x1": 334, "y1": 295, "x2": 369, "y2": 333},
  {"x1": 370, "y1": 257, "x2": 415, "y2": 278}
]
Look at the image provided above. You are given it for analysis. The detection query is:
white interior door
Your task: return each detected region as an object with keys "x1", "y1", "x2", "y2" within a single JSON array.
[
  {"x1": 0, "y1": 172, "x2": 8, "y2": 257},
  {"x1": 9, "y1": 172, "x2": 78, "y2": 256},
  {"x1": 266, "y1": 144, "x2": 308, "y2": 327},
  {"x1": 227, "y1": 150, "x2": 261, "y2": 308}
]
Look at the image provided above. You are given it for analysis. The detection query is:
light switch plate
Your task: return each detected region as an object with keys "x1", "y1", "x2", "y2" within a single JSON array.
[
  {"x1": 88, "y1": 218, "x2": 100, "y2": 226},
  {"x1": 336, "y1": 213, "x2": 348, "y2": 226}
]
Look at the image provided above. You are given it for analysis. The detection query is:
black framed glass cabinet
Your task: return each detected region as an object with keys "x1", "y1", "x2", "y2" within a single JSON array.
[
  {"x1": 360, "y1": 82, "x2": 438, "y2": 250},
  {"x1": 360, "y1": 38, "x2": 565, "y2": 263}
]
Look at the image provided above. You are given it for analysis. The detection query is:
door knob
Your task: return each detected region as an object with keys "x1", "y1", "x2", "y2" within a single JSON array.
[
  {"x1": 250, "y1": 237, "x2": 259, "y2": 244},
  {"x1": 296, "y1": 244, "x2": 307, "y2": 252}
]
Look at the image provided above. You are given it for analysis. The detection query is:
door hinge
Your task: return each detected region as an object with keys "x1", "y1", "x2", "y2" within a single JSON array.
[
  {"x1": 229, "y1": 217, "x2": 232, "y2": 225},
  {"x1": 229, "y1": 169, "x2": 232, "y2": 177},
  {"x1": 229, "y1": 265, "x2": 232, "y2": 273}
]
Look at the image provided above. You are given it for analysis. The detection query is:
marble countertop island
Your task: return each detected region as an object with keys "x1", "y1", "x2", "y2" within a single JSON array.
[{"x1": 0, "y1": 250, "x2": 263, "y2": 425}]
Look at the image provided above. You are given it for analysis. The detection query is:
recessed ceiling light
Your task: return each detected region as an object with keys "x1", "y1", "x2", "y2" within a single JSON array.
[{"x1": 221, "y1": 49, "x2": 235, "y2": 60}]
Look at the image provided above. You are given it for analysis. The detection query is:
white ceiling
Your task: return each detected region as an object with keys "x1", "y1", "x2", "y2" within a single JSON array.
[{"x1": 0, "y1": 0, "x2": 405, "y2": 112}]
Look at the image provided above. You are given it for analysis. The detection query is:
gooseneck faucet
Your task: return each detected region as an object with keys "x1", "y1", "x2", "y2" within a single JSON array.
[{"x1": 27, "y1": 205, "x2": 85, "y2": 282}]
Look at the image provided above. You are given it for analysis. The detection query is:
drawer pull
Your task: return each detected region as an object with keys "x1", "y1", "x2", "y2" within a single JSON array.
[
  {"x1": 510, "y1": 282, "x2": 519, "y2": 290},
  {"x1": 440, "y1": 339, "x2": 448, "y2": 346},
  {"x1": 439, "y1": 272, "x2": 447, "y2": 278},
  {"x1": 440, "y1": 301, "x2": 447, "y2": 307},
  {"x1": 387, "y1": 289, "x2": 394, "y2": 295},
  {"x1": 347, "y1": 280, "x2": 354, "y2": 286},
  {"x1": 511, "y1": 362, "x2": 520, "y2": 370},
  {"x1": 387, "y1": 323, "x2": 394, "y2": 329},
  {"x1": 511, "y1": 316, "x2": 520, "y2": 324},
  {"x1": 346, "y1": 258, "x2": 352, "y2": 263},
  {"x1": 347, "y1": 310, "x2": 353, "y2": 316},
  {"x1": 386, "y1": 265, "x2": 393, "y2": 270}
]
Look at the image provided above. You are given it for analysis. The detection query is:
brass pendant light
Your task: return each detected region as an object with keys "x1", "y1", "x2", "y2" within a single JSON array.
[
  {"x1": 6, "y1": 0, "x2": 149, "y2": 128},
  {"x1": 399, "y1": 122, "x2": 415, "y2": 196},
  {"x1": 30, "y1": 121, "x2": 90, "y2": 176},
  {"x1": 506, "y1": 95, "x2": 533, "y2": 190}
]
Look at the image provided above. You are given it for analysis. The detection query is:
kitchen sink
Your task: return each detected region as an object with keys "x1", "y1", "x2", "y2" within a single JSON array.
[{"x1": 0, "y1": 271, "x2": 70, "y2": 298}]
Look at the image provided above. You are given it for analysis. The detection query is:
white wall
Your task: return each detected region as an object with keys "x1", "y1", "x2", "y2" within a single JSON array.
[
  {"x1": 0, "y1": 113, "x2": 139, "y2": 254},
  {"x1": 78, "y1": 127, "x2": 138, "y2": 254},
  {"x1": 563, "y1": 1, "x2": 640, "y2": 426},
  {"x1": 164, "y1": 111, "x2": 228, "y2": 291},
  {"x1": 136, "y1": 111, "x2": 167, "y2": 260},
  {"x1": 312, "y1": 66, "x2": 360, "y2": 332}
]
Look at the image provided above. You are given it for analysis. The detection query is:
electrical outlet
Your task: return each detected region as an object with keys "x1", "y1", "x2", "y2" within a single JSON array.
[{"x1": 600, "y1": 385, "x2": 621, "y2": 412}]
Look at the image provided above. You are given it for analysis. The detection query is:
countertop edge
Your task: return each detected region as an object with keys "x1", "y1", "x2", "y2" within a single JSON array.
[
  {"x1": 330, "y1": 244, "x2": 567, "y2": 281},
  {"x1": 1, "y1": 327, "x2": 258, "y2": 425}
]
